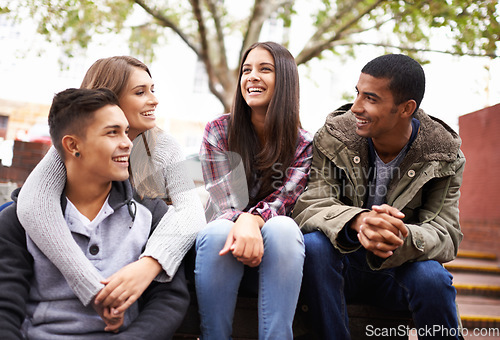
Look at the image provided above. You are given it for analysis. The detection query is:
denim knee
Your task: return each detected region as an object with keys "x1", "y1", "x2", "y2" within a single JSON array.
[
  {"x1": 304, "y1": 231, "x2": 341, "y2": 261},
  {"x1": 262, "y1": 216, "x2": 303, "y2": 246},
  {"x1": 195, "y1": 219, "x2": 233, "y2": 252},
  {"x1": 403, "y1": 260, "x2": 454, "y2": 294}
]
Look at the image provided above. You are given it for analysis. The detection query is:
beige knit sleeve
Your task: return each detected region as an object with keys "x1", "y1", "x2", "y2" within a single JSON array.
[
  {"x1": 16, "y1": 146, "x2": 104, "y2": 305},
  {"x1": 138, "y1": 131, "x2": 206, "y2": 281}
]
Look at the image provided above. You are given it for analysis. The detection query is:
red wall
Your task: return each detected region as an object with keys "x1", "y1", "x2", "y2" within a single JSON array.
[
  {"x1": 0, "y1": 141, "x2": 50, "y2": 186},
  {"x1": 458, "y1": 103, "x2": 500, "y2": 257}
]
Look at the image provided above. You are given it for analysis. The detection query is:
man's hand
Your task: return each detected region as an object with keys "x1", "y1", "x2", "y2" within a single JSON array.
[
  {"x1": 351, "y1": 204, "x2": 408, "y2": 258},
  {"x1": 219, "y1": 213, "x2": 265, "y2": 267},
  {"x1": 91, "y1": 300, "x2": 124, "y2": 332},
  {"x1": 94, "y1": 257, "x2": 162, "y2": 314},
  {"x1": 371, "y1": 204, "x2": 406, "y2": 222}
]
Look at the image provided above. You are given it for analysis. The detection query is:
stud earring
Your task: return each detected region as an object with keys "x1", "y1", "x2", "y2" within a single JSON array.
[{"x1": 75, "y1": 152, "x2": 80, "y2": 158}]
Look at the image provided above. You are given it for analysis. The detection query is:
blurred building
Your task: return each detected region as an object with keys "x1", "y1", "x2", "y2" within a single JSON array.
[
  {"x1": 458, "y1": 103, "x2": 500, "y2": 258},
  {"x1": 0, "y1": 99, "x2": 50, "y2": 141}
]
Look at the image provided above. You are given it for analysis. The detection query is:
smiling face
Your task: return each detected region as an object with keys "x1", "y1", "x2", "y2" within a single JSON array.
[
  {"x1": 240, "y1": 47, "x2": 276, "y2": 118},
  {"x1": 75, "y1": 104, "x2": 133, "y2": 183},
  {"x1": 118, "y1": 67, "x2": 158, "y2": 140},
  {"x1": 351, "y1": 73, "x2": 411, "y2": 142}
]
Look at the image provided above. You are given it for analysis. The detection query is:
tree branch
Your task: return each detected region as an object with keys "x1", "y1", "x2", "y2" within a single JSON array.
[
  {"x1": 240, "y1": 0, "x2": 292, "y2": 62},
  {"x1": 204, "y1": 0, "x2": 227, "y2": 67},
  {"x1": 296, "y1": 0, "x2": 387, "y2": 64},
  {"x1": 241, "y1": 0, "x2": 265, "y2": 61},
  {"x1": 280, "y1": 1, "x2": 294, "y2": 48},
  {"x1": 342, "y1": 16, "x2": 393, "y2": 36},
  {"x1": 190, "y1": 0, "x2": 227, "y2": 107},
  {"x1": 133, "y1": 0, "x2": 199, "y2": 55},
  {"x1": 203, "y1": 0, "x2": 235, "y2": 104},
  {"x1": 341, "y1": 42, "x2": 498, "y2": 58},
  {"x1": 309, "y1": 0, "x2": 366, "y2": 42}
]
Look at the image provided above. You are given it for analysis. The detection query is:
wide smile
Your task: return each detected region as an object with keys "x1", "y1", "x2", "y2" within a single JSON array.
[
  {"x1": 112, "y1": 155, "x2": 130, "y2": 166},
  {"x1": 355, "y1": 116, "x2": 370, "y2": 126},
  {"x1": 247, "y1": 87, "x2": 265, "y2": 95},
  {"x1": 140, "y1": 110, "x2": 156, "y2": 117}
]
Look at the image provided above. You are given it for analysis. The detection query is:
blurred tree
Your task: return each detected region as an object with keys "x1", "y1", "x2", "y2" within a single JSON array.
[{"x1": 3, "y1": 0, "x2": 499, "y2": 112}]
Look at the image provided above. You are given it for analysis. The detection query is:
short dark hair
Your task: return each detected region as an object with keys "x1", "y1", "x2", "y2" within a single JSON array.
[
  {"x1": 362, "y1": 54, "x2": 425, "y2": 114},
  {"x1": 48, "y1": 88, "x2": 119, "y2": 157}
]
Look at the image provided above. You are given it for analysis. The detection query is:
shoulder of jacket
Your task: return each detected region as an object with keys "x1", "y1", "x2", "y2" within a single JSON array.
[
  {"x1": 412, "y1": 110, "x2": 462, "y2": 163},
  {"x1": 315, "y1": 106, "x2": 365, "y2": 157},
  {"x1": 0, "y1": 201, "x2": 27, "y2": 245}
]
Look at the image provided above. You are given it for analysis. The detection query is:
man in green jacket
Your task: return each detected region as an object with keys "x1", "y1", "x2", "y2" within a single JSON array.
[{"x1": 293, "y1": 54, "x2": 465, "y2": 339}]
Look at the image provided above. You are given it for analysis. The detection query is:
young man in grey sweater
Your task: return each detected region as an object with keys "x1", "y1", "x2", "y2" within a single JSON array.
[{"x1": 0, "y1": 88, "x2": 189, "y2": 339}]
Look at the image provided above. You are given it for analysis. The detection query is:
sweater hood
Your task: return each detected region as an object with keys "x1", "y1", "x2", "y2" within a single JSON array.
[{"x1": 322, "y1": 104, "x2": 462, "y2": 164}]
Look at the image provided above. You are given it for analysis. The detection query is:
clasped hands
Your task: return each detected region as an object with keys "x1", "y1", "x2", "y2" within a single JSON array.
[
  {"x1": 92, "y1": 256, "x2": 162, "y2": 332},
  {"x1": 351, "y1": 204, "x2": 409, "y2": 258}
]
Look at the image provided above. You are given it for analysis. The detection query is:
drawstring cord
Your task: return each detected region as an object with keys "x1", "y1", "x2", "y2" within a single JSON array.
[{"x1": 127, "y1": 200, "x2": 137, "y2": 228}]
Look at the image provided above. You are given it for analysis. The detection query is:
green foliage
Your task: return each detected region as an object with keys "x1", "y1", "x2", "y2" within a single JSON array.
[
  {"x1": 3, "y1": 0, "x2": 499, "y2": 109},
  {"x1": 7, "y1": 0, "x2": 134, "y2": 57},
  {"x1": 383, "y1": 0, "x2": 500, "y2": 58},
  {"x1": 305, "y1": 0, "x2": 499, "y2": 60},
  {"x1": 129, "y1": 23, "x2": 160, "y2": 64},
  {"x1": 6, "y1": 0, "x2": 499, "y2": 61},
  {"x1": 341, "y1": 90, "x2": 355, "y2": 103}
]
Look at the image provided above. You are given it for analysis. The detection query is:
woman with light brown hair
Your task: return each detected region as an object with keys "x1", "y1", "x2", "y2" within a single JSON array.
[{"x1": 17, "y1": 56, "x2": 205, "y2": 329}]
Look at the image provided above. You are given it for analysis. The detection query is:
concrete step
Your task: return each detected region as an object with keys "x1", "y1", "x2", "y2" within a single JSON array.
[
  {"x1": 453, "y1": 272, "x2": 500, "y2": 298},
  {"x1": 445, "y1": 257, "x2": 500, "y2": 275},
  {"x1": 449, "y1": 253, "x2": 500, "y2": 329},
  {"x1": 456, "y1": 295, "x2": 500, "y2": 329},
  {"x1": 454, "y1": 283, "x2": 500, "y2": 298},
  {"x1": 457, "y1": 250, "x2": 497, "y2": 261}
]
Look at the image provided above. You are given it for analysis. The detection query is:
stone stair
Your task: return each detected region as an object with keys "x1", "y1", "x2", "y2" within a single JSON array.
[{"x1": 445, "y1": 250, "x2": 500, "y2": 335}]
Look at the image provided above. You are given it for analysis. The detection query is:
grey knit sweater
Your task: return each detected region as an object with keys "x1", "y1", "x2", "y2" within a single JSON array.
[{"x1": 17, "y1": 128, "x2": 206, "y2": 305}]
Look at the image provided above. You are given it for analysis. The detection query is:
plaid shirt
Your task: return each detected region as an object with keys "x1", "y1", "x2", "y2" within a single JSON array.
[{"x1": 200, "y1": 114, "x2": 313, "y2": 222}]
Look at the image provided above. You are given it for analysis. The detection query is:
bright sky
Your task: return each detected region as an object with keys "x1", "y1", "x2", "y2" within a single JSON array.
[{"x1": 1, "y1": 4, "x2": 499, "y2": 138}]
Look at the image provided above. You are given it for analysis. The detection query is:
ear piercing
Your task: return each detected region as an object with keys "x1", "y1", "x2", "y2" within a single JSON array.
[{"x1": 75, "y1": 152, "x2": 80, "y2": 158}]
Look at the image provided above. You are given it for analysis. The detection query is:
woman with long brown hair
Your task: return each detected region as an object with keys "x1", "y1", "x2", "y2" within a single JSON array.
[{"x1": 195, "y1": 42, "x2": 312, "y2": 339}]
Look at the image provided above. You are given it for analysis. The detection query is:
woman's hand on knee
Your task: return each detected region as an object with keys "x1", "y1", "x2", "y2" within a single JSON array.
[{"x1": 219, "y1": 213, "x2": 264, "y2": 266}]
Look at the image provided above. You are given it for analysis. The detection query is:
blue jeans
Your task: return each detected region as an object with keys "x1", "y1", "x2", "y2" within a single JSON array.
[
  {"x1": 302, "y1": 231, "x2": 460, "y2": 340},
  {"x1": 195, "y1": 216, "x2": 305, "y2": 340}
]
